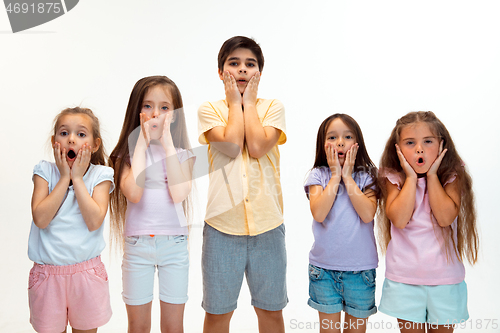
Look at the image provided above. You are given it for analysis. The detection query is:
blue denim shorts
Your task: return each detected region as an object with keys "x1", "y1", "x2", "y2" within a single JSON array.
[
  {"x1": 202, "y1": 223, "x2": 288, "y2": 314},
  {"x1": 308, "y1": 264, "x2": 377, "y2": 318},
  {"x1": 379, "y1": 278, "x2": 469, "y2": 325},
  {"x1": 122, "y1": 235, "x2": 189, "y2": 306}
]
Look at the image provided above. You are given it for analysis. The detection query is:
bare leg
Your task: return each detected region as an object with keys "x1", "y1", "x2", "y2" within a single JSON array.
[
  {"x1": 254, "y1": 308, "x2": 285, "y2": 333},
  {"x1": 428, "y1": 323, "x2": 454, "y2": 333},
  {"x1": 126, "y1": 302, "x2": 153, "y2": 333},
  {"x1": 318, "y1": 312, "x2": 341, "y2": 333},
  {"x1": 398, "y1": 319, "x2": 425, "y2": 333},
  {"x1": 72, "y1": 328, "x2": 97, "y2": 333},
  {"x1": 160, "y1": 301, "x2": 185, "y2": 333},
  {"x1": 344, "y1": 313, "x2": 367, "y2": 333},
  {"x1": 203, "y1": 311, "x2": 234, "y2": 333}
]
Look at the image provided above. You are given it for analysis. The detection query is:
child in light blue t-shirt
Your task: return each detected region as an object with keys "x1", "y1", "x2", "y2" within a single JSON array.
[{"x1": 304, "y1": 114, "x2": 379, "y2": 333}]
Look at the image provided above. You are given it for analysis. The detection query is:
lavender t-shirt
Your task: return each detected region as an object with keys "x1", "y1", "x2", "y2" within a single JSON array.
[
  {"x1": 125, "y1": 144, "x2": 195, "y2": 236},
  {"x1": 304, "y1": 167, "x2": 378, "y2": 271}
]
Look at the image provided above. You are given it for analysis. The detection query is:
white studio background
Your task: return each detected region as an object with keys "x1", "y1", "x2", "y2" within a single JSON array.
[{"x1": 1, "y1": 1, "x2": 499, "y2": 332}]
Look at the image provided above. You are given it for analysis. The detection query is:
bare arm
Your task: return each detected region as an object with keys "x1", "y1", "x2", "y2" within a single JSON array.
[
  {"x1": 309, "y1": 176, "x2": 341, "y2": 223},
  {"x1": 385, "y1": 178, "x2": 417, "y2": 229},
  {"x1": 31, "y1": 175, "x2": 70, "y2": 229},
  {"x1": 73, "y1": 179, "x2": 111, "y2": 232}
]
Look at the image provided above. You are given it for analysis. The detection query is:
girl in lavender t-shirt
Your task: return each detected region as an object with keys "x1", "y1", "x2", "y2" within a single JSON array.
[
  {"x1": 305, "y1": 114, "x2": 379, "y2": 332},
  {"x1": 378, "y1": 111, "x2": 479, "y2": 332}
]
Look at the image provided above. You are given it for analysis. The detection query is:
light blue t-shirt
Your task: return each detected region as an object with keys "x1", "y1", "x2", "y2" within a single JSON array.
[
  {"x1": 304, "y1": 167, "x2": 378, "y2": 271},
  {"x1": 28, "y1": 160, "x2": 115, "y2": 266}
]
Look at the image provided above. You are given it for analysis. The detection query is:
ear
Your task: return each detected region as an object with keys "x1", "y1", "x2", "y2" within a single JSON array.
[
  {"x1": 218, "y1": 68, "x2": 224, "y2": 81},
  {"x1": 93, "y1": 138, "x2": 101, "y2": 153},
  {"x1": 51, "y1": 136, "x2": 55, "y2": 145}
]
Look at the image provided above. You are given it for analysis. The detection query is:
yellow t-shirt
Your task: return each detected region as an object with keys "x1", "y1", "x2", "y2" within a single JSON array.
[{"x1": 197, "y1": 98, "x2": 287, "y2": 236}]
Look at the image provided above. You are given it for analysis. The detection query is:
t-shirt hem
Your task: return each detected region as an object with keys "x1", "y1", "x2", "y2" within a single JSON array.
[
  {"x1": 385, "y1": 273, "x2": 465, "y2": 286},
  {"x1": 310, "y1": 260, "x2": 378, "y2": 272}
]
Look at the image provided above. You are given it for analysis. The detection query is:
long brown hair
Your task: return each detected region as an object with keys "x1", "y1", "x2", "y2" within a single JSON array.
[
  {"x1": 312, "y1": 113, "x2": 379, "y2": 196},
  {"x1": 53, "y1": 107, "x2": 106, "y2": 166},
  {"x1": 109, "y1": 76, "x2": 192, "y2": 249},
  {"x1": 378, "y1": 111, "x2": 478, "y2": 264}
]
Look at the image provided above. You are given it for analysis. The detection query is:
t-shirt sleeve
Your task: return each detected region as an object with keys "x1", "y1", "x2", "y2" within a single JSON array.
[
  {"x1": 304, "y1": 168, "x2": 326, "y2": 194},
  {"x1": 380, "y1": 168, "x2": 403, "y2": 190},
  {"x1": 94, "y1": 166, "x2": 115, "y2": 194},
  {"x1": 33, "y1": 160, "x2": 52, "y2": 183},
  {"x1": 198, "y1": 101, "x2": 226, "y2": 145},
  {"x1": 262, "y1": 99, "x2": 287, "y2": 145},
  {"x1": 176, "y1": 148, "x2": 196, "y2": 165}
]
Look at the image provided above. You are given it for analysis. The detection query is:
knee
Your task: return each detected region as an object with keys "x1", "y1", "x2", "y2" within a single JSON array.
[
  {"x1": 128, "y1": 320, "x2": 151, "y2": 333},
  {"x1": 255, "y1": 308, "x2": 283, "y2": 321},
  {"x1": 204, "y1": 311, "x2": 233, "y2": 325}
]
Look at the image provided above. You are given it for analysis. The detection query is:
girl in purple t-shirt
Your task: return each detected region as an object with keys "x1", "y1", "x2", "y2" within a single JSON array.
[
  {"x1": 305, "y1": 114, "x2": 379, "y2": 332},
  {"x1": 378, "y1": 111, "x2": 478, "y2": 332}
]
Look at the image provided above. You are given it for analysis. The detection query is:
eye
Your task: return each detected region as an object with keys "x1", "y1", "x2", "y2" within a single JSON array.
[
  {"x1": 345, "y1": 135, "x2": 353, "y2": 140},
  {"x1": 425, "y1": 139, "x2": 434, "y2": 144},
  {"x1": 143, "y1": 104, "x2": 151, "y2": 109},
  {"x1": 78, "y1": 132, "x2": 86, "y2": 138},
  {"x1": 328, "y1": 136, "x2": 336, "y2": 140},
  {"x1": 405, "y1": 141, "x2": 414, "y2": 145},
  {"x1": 60, "y1": 130, "x2": 68, "y2": 136},
  {"x1": 229, "y1": 61, "x2": 238, "y2": 66},
  {"x1": 161, "y1": 106, "x2": 169, "y2": 111},
  {"x1": 247, "y1": 62, "x2": 255, "y2": 67}
]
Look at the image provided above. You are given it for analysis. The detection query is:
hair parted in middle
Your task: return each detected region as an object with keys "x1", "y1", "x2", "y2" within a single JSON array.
[
  {"x1": 312, "y1": 113, "x2": 379, "y2": 197},
  {"x1": 108, "y1": 75, "x2": 192, "y2": 249},
  {"x1": 218, "y1": 36, "x2": 264, "y2": 72},
  {"x1": 377, "y1": 111, "x2": 478, "y2": 265}
]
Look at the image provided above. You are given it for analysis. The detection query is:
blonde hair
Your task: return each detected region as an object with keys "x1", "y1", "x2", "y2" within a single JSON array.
[
  {"x1": 52, "y1": 107, "x2": 106, "y2": 166},
  {"x1": 378, "y1": 111, "x2": 478, "y2": 264}
]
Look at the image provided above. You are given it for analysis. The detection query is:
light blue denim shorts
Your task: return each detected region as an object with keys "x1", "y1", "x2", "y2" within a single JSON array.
[
  {"x1": 122, "y1": 235, "x2": 189, "y2": 306},
  {"x1": 308, "y1": 264, "x2": 377, "y2": 318},
  {"x1": 202, "y1": 223, "x2": 288, "y2": 315},
  {"x1": 379, "y1": 278, "x2": 469, "y2": 325}
]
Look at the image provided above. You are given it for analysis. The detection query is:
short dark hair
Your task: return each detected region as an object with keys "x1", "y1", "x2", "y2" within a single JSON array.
[{"x1": 218, "y1": 36, "x2": 264, "y2": 72}]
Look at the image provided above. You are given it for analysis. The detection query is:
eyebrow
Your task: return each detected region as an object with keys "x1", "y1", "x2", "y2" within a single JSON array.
[
  {"x1": 401, "y1": 136, "x2": 436, "y2": 141},
  {"x1": 326, "y1": 130, "x2": 354, "y2": 136},
  {"x1": 227, "y1": 56, "x2": 257, "y2": 63},
  {"x1": 58, "y1": 124, "x2": 89, "y2": 131}
]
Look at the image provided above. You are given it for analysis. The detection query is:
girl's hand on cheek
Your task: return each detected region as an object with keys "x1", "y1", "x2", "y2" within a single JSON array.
[
  {"x1": 53, "y1": 142, "x2": 70, "y2": 179},
  {"x1": 396, "y1": 144, "x2": 417, "y2": 179},
  {"x1": 428, "y1": 140, "x2": 447, "y2": 176},
  {"x1": 71, "y1": 144, "x2": 91, "y2": 180},
  {"x1": 342, "y1": 143, "x2": 358, "y2": 179},
  {"x1": 160, "y1": 112, "x2": 175, "y2": 150},
  {"x1": 139, "y1": 113, "x2": 151, "y2": 148},
  {"x1": 325, "y1": 143, "x2": 341, "y2": 178}
]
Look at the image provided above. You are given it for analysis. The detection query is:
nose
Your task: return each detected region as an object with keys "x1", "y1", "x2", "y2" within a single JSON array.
[
  {"x1": 416, "y1": 143, "x2": 423, "y2": 154},
  {"x1": 238, "y1": 65, "x2": 247, "y2": 74},
  {"x1": 337, "y1": 138, "x2": 344, "y2": 147},
  {"x1": 152, "y1": 107, "x2": 160, "y2": 118},
  {"x1": 68, "y1": 133, "x2": 76, "y2": 144}
]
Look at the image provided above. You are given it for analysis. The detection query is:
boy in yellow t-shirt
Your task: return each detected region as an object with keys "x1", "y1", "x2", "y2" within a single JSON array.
[{"x1": 198, "y1": 36, "x2": 287, "y2": 333}]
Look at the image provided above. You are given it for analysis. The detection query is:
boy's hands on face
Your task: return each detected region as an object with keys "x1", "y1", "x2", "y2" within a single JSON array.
[
  {"x1": 223, "y1": 71, "x2": 242, "y2": 107},
  {"x1": 242, "y1": 72, "x2": 260, "y2": 107}
]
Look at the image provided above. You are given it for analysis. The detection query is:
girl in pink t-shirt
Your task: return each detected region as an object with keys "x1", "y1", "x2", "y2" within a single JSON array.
[
  {"x1": 109, "y1": 76, "x2": 195, "y2": 332},
  {"x1": 378, "y1": 111, "x2": 478, "y2": 333}
]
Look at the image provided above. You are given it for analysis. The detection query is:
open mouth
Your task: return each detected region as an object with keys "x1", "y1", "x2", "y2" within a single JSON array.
[
  {"x1": 338, "y1": 152, "x2": 345, "y2": 158},
  {"x1": 237, "y1": 79, "x2": 247, "y2": 84},
  {"x1": 417, "y1": 157, "x2": 424, "y2": 165},
  {"x1": 67, "y1": 149, "x2": 76, "y2": 159}
]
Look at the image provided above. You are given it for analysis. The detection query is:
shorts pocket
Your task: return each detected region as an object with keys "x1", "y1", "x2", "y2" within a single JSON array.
[
  {"x1": 308, "y1": 264, "x2": 324, "y2": 281},
  {"x1": 361, "y1": 269, "x2": 376, "y2": 287},
  {"x1": 174, "y1": 235, "x2": 187, "y2": 243},
  {"x1": 89, "y1": 262, "x2": 108, "y2": 282},
  {"x1": 28, "y1": 267, "x2": 46, "y2": 291},
  {"x1": 125, "y1": 236, "x2": 140, "y2": 246}
]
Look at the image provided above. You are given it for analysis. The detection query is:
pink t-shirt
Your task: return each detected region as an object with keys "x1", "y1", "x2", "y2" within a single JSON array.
[
  {"x1": 384, "y1": 170, "x2": 465, "y2": 285},
  {"x1": 125, "y1": 144, "x2": 195, "y2": 237}
]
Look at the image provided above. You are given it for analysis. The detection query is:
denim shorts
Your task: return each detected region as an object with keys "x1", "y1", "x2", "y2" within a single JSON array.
[
  {"x1": 308, "y1": 264, "x2": 377, "y2": 318},
  {"x1": 122, "y1": 235, "x2": 189, "y2": 306},
  {"x1": 202, "y1": 223, "x2": 288, "y2": 314},
  {"x1": 379, "y1": 278, "x2": 469, "y2": 325}
]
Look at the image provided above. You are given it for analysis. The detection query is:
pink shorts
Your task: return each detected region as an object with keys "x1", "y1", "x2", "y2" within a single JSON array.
[{"x1": 28, "y1": 256, "x2": 112, "y2": 333}]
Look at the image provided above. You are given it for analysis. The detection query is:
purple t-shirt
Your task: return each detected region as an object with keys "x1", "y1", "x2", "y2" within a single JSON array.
[{"x1": 304, "y1": 167, "x2": 378, "y2": 271}]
